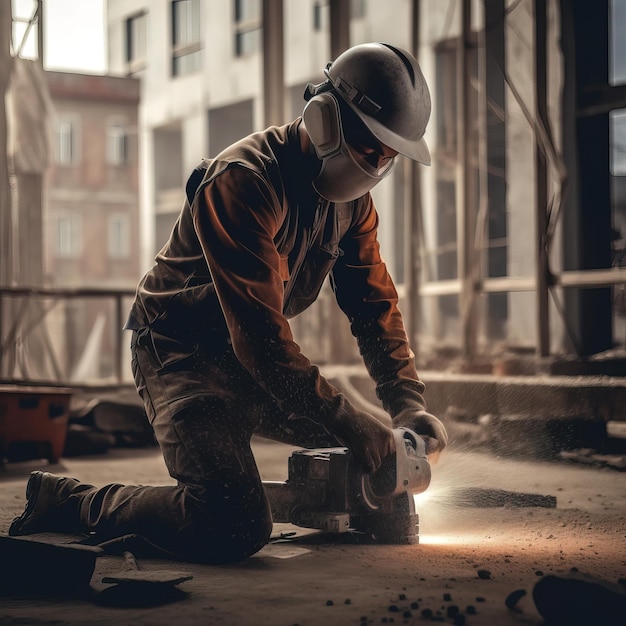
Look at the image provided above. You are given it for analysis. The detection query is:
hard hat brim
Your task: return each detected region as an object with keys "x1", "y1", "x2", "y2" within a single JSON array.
[{"x1": 360, "y1": 112, "x2": 431, "y2": 166}]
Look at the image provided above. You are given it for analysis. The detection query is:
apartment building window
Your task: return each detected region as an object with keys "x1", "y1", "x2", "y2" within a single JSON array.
[
  {"x1": 313, "y1": 1, "x2": 328, "y2": 31},
  {"x1": 106, "y1": 123, "x2": 128, "y2": 166},
  {"x1": 351, "y1": 0, "x2": 366, "y2": 19},
  {"x1": 126, "y1": 11, "x2": 147, "y2": 73},
  {"x1": 313, "y1": 0, "x2": 365, "y2": 29},
  {"x1": 55, "y1": 118, "x2": 78, "y2": 165},
  {"x1": 108, "y1": 213, "x2": 130, "y2": 259},
  {"x1": 234, "y1": 0, "x2": 261, "y2": 57},
  {"x1": 172, "y1": 0, "x2": 202, "y2": 76},
  {"x1": 55, "y1": 213, "x2": 82, "y2": 258}
]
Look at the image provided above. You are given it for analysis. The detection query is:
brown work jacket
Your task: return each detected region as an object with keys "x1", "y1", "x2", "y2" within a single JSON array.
[{"x1": 126, "y1": 119, "x2": 425, "y2": 430}]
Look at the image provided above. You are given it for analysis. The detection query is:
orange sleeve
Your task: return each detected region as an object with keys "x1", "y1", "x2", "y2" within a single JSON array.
[
  {"x1": 331, "y1": 196, "x2": 424, "y2": 405},
  {"x1": 193, "y1": 165, "x2": 354, "y2": 426}
]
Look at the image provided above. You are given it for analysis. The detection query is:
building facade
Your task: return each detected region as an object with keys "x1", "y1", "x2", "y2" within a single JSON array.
[
  {"x1": 104, "y1": 0, "x2": 626, "y2": 368},
  {"x1": 44, "y1": 71, "x2": 141, "y2": 378},
  {"x1": 45, "y1": 71, "x2": 141, "y2": 289}
]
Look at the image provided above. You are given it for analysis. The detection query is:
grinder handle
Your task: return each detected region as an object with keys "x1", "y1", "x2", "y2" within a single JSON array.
[
  {"x1": 365, "y1": 428, "x2": 432, "y2": 500},
  {"x1": 391, "y1": 428, "x2": 432, "y2": 496}
]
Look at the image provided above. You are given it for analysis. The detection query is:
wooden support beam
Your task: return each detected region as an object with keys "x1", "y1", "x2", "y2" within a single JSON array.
[
  {"x1": 262, "y1": 0, "x2": 285, "y2": 127},
  {"x1": 329, "y1": 0, "x2": 350, "y2": 59}
]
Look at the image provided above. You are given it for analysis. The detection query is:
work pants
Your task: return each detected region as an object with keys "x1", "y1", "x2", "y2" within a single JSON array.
[{"x1": 78, "y1": 327, "x2": 339, "y2": 564}]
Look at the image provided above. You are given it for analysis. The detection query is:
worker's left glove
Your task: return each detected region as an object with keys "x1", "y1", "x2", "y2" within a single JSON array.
[
  {"x1": 332, "y1": 408, "x2": 396, "y2": 475},
  {"x1": 392, "y1": 409, "x2": 448, "y2": 459}
]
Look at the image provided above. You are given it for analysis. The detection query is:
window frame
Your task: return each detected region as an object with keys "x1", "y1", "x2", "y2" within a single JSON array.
[
  {"x1": 55, "y1": 115, "x2": 80, "y2": 166},
  {"x1": 233, "y1": 0, "x2": 261, "y2": 58},
  {"x1": 55, "y1": 212, "x2": 83, "y2": 259},
  {"x1": 106, "y1": 119, "x2": 128, "y2": 167},
  {"x1": 107, "y1": 212, "x2": 131, "y2": 259},
  {"x1": 126, "y1": 11, "x2": 148, "y2": 74},
  {"x1": 351, "y1": 0, "x2": 366, "y2": 19},
  {"x1": 171, "y1": 0, "x2": 203, "y2": 77}
]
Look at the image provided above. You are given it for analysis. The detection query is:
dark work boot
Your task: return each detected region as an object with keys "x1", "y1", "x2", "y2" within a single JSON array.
[{"x1": 9, "y1": 471, "x2": 96, "y2": 536}]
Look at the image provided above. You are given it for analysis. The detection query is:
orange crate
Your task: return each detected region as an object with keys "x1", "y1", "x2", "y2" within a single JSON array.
[{"x1": 0, "y1": 385, "x2": 73, "y2": 463}]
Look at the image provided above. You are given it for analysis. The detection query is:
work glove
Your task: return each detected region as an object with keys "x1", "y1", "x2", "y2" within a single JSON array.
[
  {"x1": 333, "y1": 409, "x2": 396, "y2": 475},
  {"x1": 392, "y1": 409, "x2": 448, "y2": 461},
  {"x1": 376, "y1": 379, "x2": 447, "y2": 460}
]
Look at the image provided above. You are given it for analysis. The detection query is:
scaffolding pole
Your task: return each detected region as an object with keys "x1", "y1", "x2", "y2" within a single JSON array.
[
  {"x1": 262, "y1": 0, "x2": 284, "y2": 127},
  {"x1": 405, "y1": 0, "x2": 423, "y2": 361},
  {"x1": 0, "y1": 1, "x2": 12, "y2": 287},
  {"x1": 329, "y1": 0, "x2": 350, "y2": 58},
  {"x1": 457, "y1": 0, "x2": 478, "y2": 359},
  {"x1": 535, "y1": 0, "x2": 550, "y2": 356}
]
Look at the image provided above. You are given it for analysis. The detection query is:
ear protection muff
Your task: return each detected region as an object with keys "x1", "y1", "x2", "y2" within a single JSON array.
[
  {"x1": 302, "y1": 93, "x2": 343, "y2": 159},
  {"x1": 302, "y1": 83, "x2": 396, "y2": 201}
]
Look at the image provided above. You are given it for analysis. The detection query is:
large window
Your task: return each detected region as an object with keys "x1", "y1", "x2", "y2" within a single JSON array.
[
  {"x1": 126, "y1": 11, "x2": 147, "y2": 74},
  {"x1": 233, "y1": 0, "x2": 261, "y2": 57},
  {"x1": 55, "y1": 117, "x2": 79, "y2": 166},
  {"x1": 430, "y1": 36, "x2": 508, "y2": 340},
  {"x1": 172, "y1": 0, "x2": 202, "y2": 76},
  {"x1": 55, "y1": 213, "x2": 82, "y2": 258}
]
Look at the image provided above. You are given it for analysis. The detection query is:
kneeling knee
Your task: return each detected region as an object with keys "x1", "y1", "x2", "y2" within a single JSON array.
[
  {"x1": 217, "y1": 517, "x2": 273, "y2": 562},
  {"x1": 185, "y1": 496, "x2": 273, "y2": 564}
]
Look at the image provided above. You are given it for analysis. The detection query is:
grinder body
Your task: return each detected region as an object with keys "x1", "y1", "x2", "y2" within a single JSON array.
[{"x1": 264, "y1": 428, "x2": 431, "y2": 544}]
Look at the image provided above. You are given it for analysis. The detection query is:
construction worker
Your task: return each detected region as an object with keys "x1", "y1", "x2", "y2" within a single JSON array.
[{"x1": 9, "y1": 42, "x2": 447, "y2": 563}]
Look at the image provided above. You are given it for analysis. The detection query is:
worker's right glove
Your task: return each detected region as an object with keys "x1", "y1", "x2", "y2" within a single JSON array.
[
  {"x1": 333, "y1": 408, "x2": 396, "y2": 475},
  {"x1": 393, "y1": 409, "x2": 448, "y2": 461},
  {"x1": 376, "y1": 379, "x2": 447, "y2": 460}
]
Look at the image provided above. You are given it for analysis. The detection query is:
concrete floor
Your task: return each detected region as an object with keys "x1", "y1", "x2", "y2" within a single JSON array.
[{"x1": 1, "y1": 438, "x2": 625, "y2": 625}]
